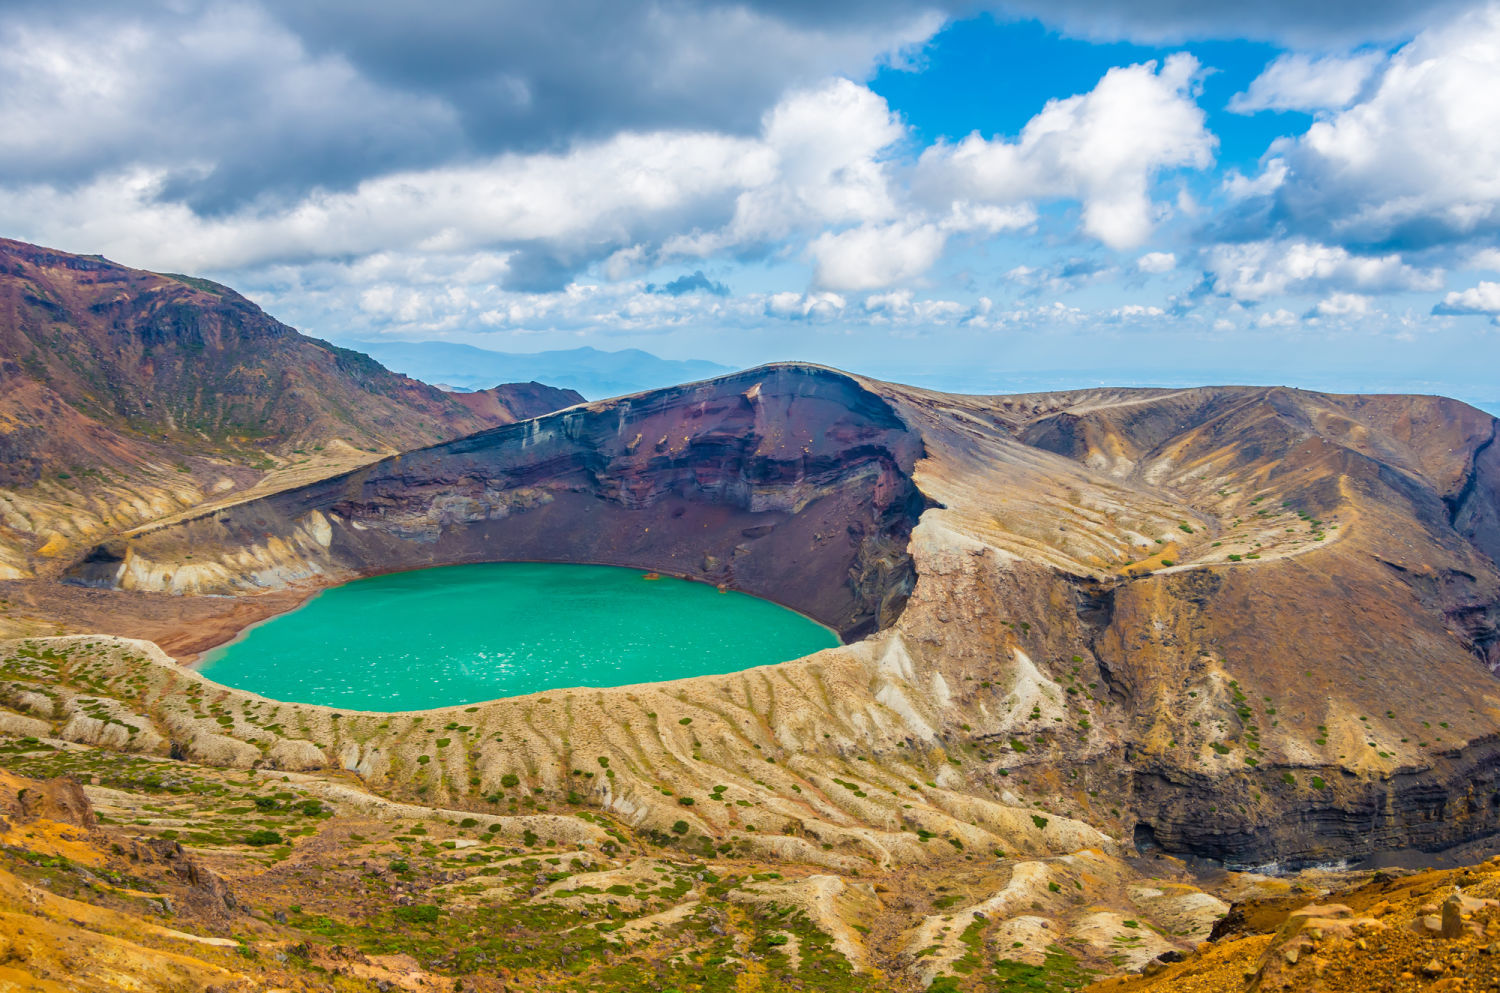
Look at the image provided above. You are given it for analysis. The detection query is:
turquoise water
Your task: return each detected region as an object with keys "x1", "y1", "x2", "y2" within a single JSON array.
[{"x1": 197, "y1": 562, "x2": 839, "y2": 710}]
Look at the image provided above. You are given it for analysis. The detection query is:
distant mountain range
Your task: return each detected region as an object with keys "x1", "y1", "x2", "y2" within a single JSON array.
[{"x1": 344, "y1": 340, "x2": 733, "y2": 400}]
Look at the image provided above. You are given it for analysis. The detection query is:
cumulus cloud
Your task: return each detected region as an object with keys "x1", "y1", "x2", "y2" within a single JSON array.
[
  {"x1": 862, "y1": 289, "x2": 975, "y2": 323},
  {"x1": 1108, "y1": 303, "x2": 1166, "y2": 319},
  {"x1": 1469, "y1": 248, "x2": 1500, "y2": 271},
  {"x1": 1235, "y1": 5, "x2": 1500, "y2": 249},
  {"x1": 1228, "y1": 51, "x2": 1385, "y2": 113},
  {"x1": 1313, "y1": 292, "x2": 1375, "y2": 317},
  {"x1": 808, "y1": 220, "x2": 948, "y2": 291},
  {"x1": 914, "y1": 54, "x2": 1216, "y2": 249},
  {"x1": 0, "y1": 0, "x2": 941, "y2": 207},
  {"x1": 1433, "y1": 280, "x2": 1500, "y2": 318},
  {"x1": 1137, "y1": 251, "x2": 1177, "y2": 273},
  {"x1": 0, "y1": 128, "x2": 773, "y2": 287},
  {"x1": 764, "y1": 290, "x2": 847, "y2": 321},
  {"x1": 0, "y1": 3, "x2": 462, "y2": 210},
  {"x1": 1205, "y1": 240, "x2": 1443, "y2": 301},
  {"x1": 2, "y1": 0, "x2": 1490, "y2": 354},
  {"x1": 0, "y1": 78, "x2": 912, "y2": 288},
  {"x1": 669, "y1": 78, "x2": 906, "y2": 257},
  {"x1": 1255, "y1": 307, "x2": 1300, "y2": 327},
  {"x1": 1004, "y1": 257, "x2": 1118, "y2": 296}
]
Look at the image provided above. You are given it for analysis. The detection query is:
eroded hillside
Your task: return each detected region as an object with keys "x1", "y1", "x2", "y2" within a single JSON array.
[
  {"x1": 4, "y1": 362, "x2": 1500, "y2": 990},
  {"x1": 0, "y1": 238, "x2": 581, "y2": 583}
]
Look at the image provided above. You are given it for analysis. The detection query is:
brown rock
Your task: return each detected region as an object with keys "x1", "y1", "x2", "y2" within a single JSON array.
[{"x1": 1441, "y1": 895, "x2": 1465, "y2": 938}]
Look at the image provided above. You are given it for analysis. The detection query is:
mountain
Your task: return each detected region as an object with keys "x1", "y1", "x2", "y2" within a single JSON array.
[
  {"x1": 10, "y1": 364, "x2": 1500, "y2": 991},
  {"x1": 446, "y1": 380, "x2": 584, "y2": 421},
  {"x1": 347, "y1": 338, "x2": 733, "y2": 399},
  {"x1": 0, "y1": 238, "x2": 578, "y2": 580},
  {"x1": 0, "y1": 239, "x2": 499, "y2": 460},
  {"x1": 61, "y1": 366, "x2": 1500, "y2": 866}
]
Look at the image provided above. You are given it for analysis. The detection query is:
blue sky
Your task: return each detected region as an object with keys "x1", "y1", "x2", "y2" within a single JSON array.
[{"x1": 1, "y1": 1, "x2": 1498, "y2": 409}]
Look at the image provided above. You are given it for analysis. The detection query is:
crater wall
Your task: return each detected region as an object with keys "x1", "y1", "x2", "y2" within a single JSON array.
[{"x1": 67, "y1": 364, "x2": 929, "y2": 640}]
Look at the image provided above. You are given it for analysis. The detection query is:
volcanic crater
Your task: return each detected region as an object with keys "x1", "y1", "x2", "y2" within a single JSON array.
[{"x1": 37, "y1": 361, "x2": 1500, "y2": 874}]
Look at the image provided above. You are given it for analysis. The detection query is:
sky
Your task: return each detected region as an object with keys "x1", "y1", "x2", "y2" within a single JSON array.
[{"x1": 2, "y1": 0, "x2": 1499, "y2": 408}]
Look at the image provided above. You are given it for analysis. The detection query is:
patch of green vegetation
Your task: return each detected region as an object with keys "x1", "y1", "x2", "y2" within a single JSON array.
[{"x1": 985, "y1": 947, "x2": 1095, "y2": 992}]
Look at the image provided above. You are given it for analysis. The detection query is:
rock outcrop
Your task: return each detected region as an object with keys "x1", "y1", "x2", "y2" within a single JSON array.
[
  {"x1": 34, "y1": 368, "x2": 1500, "y2": 872},
  {"x1": 69, "y1": 364, "x2": 929, "y2": 638}
]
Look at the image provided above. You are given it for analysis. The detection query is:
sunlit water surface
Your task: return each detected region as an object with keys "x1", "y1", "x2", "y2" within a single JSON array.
[{"x1": 197, "y1": 562, "x2": 839, "y2": 710}]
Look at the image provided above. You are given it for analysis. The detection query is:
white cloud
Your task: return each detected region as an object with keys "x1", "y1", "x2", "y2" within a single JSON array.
[
  {"x1": 1313, "y1": 291, "x2": 1374, "y2": 317},
  {"x1": 690, "y1": 78, "x2": 907, "y2": 253},
  {"x1": 861, "y1": 289, "x2": 974, "y2": 323},
  {"x1": 939, "y1": 201, "x2": 1039, "y2": 235},
  {"x1": 1109, "y1": 304, "x2": 1166, "y2": 319},
  {"x1": 0, "y1": 0, "x2": 944, "y2": 207},
  {"x1": 1206, "y1": 239, "x2": 1443, "y2": 301},
  {"x1": 1136, "y1": 251, "x2": 1177, "y2": 273},
  {"x1": 1468, "y1": 247, "x2": 1500, "y2": 272},
  {"x1": 1434, "y1": 280, "x2": 1500, "y2": 315},
  {"x1": 0, "y1": 78, "x2": 913, "y2": 286},
  {"x1": 1221, "y1": 158, "x2": 1289, "y2": 201},
  {"x1": 1228, "y1": 51, "x2": 1385, "y2": 113},
  {"x1": 808, "y1": 220, "x2": 948, "y2": 291},
  {"x1": 764, "y1": 290, "x2": 847, "y2": 321},
  {"x1": 1252, "y1": 5, "x2": 1500, "y2": 246},
  {"x1": 1255, "y1": 308, "x2": 1300, "y2": 327},
  {"x1": 914, "y1": 53, "x2": 1216, "y2": 249}
]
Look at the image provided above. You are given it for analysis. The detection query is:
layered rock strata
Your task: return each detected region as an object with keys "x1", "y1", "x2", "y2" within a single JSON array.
[{"x1": 46, "y1": 367, "x2": 1500, "y2": 869}]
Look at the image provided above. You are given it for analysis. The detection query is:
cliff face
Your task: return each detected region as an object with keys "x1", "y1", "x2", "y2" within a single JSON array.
[
  {"x1": 50, "y1": 370, "x2": 1500, "y2": 870},
  {"x1": 71, "y1": 364, "x2": 928, "y2": 638}
]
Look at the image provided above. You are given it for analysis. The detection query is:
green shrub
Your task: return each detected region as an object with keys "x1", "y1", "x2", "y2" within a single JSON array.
[
  {"x1": 244, "y1": 829, "x2": 283, "y2": 847},
  {"x1": 393, "y1": 904, "x2": 440, "y2": 924}
]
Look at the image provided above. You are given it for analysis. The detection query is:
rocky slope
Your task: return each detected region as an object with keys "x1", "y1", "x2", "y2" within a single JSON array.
[
  {"x1": 446, "y1": 380, "x2": 585, "y2": 422},
  {"x1": 5, "y1": 362, "x2": 1500, "y2": 990},
  {"x1": 0, "y1": 238, "x2": 580, "y2": 582},
  {"x1": 47, "y1": 367, "x2": 1500, "y2": 874},
  {"x1": 1096, "y1": 856, "x2": 1500, "y2": 993},
  {"x1": 65, "y1": 363, "x2": 929, "y2": 639}
]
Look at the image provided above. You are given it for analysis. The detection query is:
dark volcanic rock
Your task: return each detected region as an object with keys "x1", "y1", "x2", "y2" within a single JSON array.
[
  {"x1": 52, "y1": 373, "x2": 1500, "y2": 870},
  {"x1": 80, "y1": 364, "x2": 929, "y2": 639}
]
